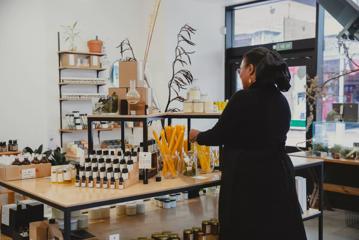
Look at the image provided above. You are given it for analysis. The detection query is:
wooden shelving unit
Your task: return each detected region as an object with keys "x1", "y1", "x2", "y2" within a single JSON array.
[{"x1": 57, "y1": 32, "x2": 107, "y2": 147}]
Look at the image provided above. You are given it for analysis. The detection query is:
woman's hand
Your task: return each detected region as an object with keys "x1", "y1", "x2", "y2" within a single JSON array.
[{"x1": 189, "y1": 129, "x2": 200, "y2": 143}]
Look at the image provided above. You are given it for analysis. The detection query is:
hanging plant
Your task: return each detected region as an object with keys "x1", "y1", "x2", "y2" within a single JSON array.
[
  {"x1": 116, "y1": 39, "x2": 137, "y2": 62},
  {"x1": 165, "y1": 24, "x2": 196, "y2": 112}
]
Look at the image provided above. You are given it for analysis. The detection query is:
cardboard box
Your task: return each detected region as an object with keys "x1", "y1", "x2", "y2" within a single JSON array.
[
  {"x1": 119, "y1": 61, "x2": 137, "y2": 87},
  {"x1": 29, "y1": 221, "x2": 48, "y2": 240},
  {"x1": 109, "y1": 87, "x2": 151, "y2": 105},
  {"x1": 0, "y1": 163, "x2": 51, "y2": 181}
]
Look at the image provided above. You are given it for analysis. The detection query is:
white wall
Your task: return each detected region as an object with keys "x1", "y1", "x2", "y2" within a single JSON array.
[{"x1": 0, "y1": 0, "x2": 226, "y2": 148}]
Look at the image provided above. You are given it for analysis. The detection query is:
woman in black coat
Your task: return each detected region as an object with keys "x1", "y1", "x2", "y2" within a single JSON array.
[{"x1": 190, "y1": 47, "x2": 307, "y2": 240}]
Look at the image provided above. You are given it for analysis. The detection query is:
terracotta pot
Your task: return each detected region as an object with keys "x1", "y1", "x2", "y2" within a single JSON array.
[{"x1": 87, "y1": 39, "x2": 103, "y2": 53}]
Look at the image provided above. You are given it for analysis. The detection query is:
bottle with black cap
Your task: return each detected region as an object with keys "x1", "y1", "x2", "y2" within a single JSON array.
[
  {"x1": 120, "y1": 158, "x2": 126, "y2": 171},
  {"x1": 96, "y1": 176, "x2": 101, "y2": 188},
  {"x1": 84, "y1": 158, "x2": 91, "y2": 168},
  {"x1": 92, "y1": 167, "x2": 99, "y2": 179},
  {"x1": 124, "y1": 151, "x2": 131, "y2": 162},
  {"x1": 105, "y1": 158, "x2": 112, "y2": 169},
  {"x1": 113, "y1": 158, "x2": 120, "y2": 169},
  {"x1": 119, "y1": 177, "x2": 124, "y2": 190},
  {"x1": 81, "y1": 176, "x2": 87, "y2": 187},
  {"x1": 103, "y1": 150, "x2": 109, "y2": 158},
  {"x1": 122, "y1": 168, "x2": 129, "y2": 180},
  {"x1": 98, "y1": 158, "x2": 105, "y2": 169},
  {"x1": 127, "y1": 158, "x2": 134, "y2": 172},
  {"x1": 96, "y1": 150, "x2": 102, "y2": 158},
  {"x1": 131, "y1": 151, "x2": 138, "y2": 163},
  {"x1": 88, "y1": 176, "x2": 94, "y2": 188},
  {"x1": 89, "y1": 150, "x2": 96, "y2": 159},
  {"x1": 79, "y1": 166, "x2": 85, "y2": 178},
  {"x1": 110, "y1": 177, "x2": 115, "y2": 189},
  {"x1": 103, "y1": 177, "x2": 108, "y2": 189},
  {"x1": 107, "y1": 168, "x2": 113, "y2": 179},
  {"x1": 75, "y1": 175, "x2": 80, "y2": 187},
  {"x1": 91, "y1": 158, "x2": 98, "y2": 168},
  {"x1": 110, "y1": 150, "x2": 116, "y2": 160}
]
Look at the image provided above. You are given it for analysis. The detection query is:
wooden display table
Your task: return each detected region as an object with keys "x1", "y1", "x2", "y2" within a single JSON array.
[{"x1": 0, "y1": 157, "x2": 324, "y2": 240}]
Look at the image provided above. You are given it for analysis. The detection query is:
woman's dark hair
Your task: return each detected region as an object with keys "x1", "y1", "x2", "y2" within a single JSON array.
[{"x1": 243, "y1": 47, "x2": 291, "y2": 92}]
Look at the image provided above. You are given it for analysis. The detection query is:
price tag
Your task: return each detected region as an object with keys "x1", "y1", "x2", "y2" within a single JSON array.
[
  {"x1": 21, "y1": 168, "x2": 36, "y2": 179},
  {"x1": 139, "y1": 152, "x2": 152, "y2": 169}
]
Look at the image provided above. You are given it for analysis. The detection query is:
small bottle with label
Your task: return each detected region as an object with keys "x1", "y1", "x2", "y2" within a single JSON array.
[
  {"x1": 103, "y1": 150, "x2": 109, "y2": 158},
  {"x1": 88, "y1": 176, "x2": 94, "y2": 188},
  {"x1": 98, "y1": 158, "x2": 105, "y2": 169},
  {"x1": 57, "y1": 170, "x2": 64, "y2": 183},
  {"x1": 113, "y1": 158, "x2": 120, "y2": 169},
  {"x1": 120, "y1": 159, "x2": 126, "y2": 171},
  {"x1": 110, "y1": 177, "x2": 115, "y2": 189},
  {"x1": 84, "y1": 158, "x2": 91, "y2": 168},
  {"x1": 92, "y1": 167, "x2": 99, "y2": 179},
  {"x1": 96, "y1": 176, "x2": 101, "y2": 188},
  {"x1": 81, "y1": 176, "x2": 87, "y2": 187},
  {"x1": 122, "y1": 168, "x2": 129, "y2": 180},
  {"x1": 114, "y1": 168, "x2": 120, "y2": 179},
  {"x1": 119, "y1": 177, "x2": 124, "y2": 190},
  {"x1": 89, "y1": 150, "x2": 96, "y2": 159},
  {"x1": 91, "y1": 158, "x2": 98, "y2": 169},
  {"x1": 64, "y1": 168, "x2": 72, "y2": 183},
  {"x1": 75, "y1": 175, "x2": 80, "y2": 187},
  {"x1": 96, "y1": 150, "x2": 102, "y2": 159},
  {"x1": 124, "y1": 151, "x2": 131, "y2": 162},
  {"x1": 107, "y1": 168, "x2": 113, "y2": 180},
  {"x1": 85, "y1": 166, "x2": 92, "y2": 180},
  {"x1": 127, "y1": 159, "x2": 134, "y2": 172},
  {"x1": 103, "y1": 177, "x2": 108, "y2": 189},
  {"x1": 105, "y1": 158, "x2": 112, "y2": 169},
  {"x1": 131, "y1": 151, "x2": 138, "y2": 163},
  {"x1": 79, "y1": 166, "x2": 85, "y2": 178},
  {"x1": 51, "y1": 169, "x2": 58, "y2": 183}
]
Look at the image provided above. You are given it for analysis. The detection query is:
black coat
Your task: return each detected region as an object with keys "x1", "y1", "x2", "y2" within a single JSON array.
[{"x1": 197, "y1": 83, "x2": 307, "y2": 240}]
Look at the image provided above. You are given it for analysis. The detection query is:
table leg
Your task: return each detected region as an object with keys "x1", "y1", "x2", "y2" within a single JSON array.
[
  {"x1": 63, "y1": 210, "x2": 71, "y2": 240},
  {"x1": 121, "y1": 120, "x2": 125, "y2": 152},
  {"x1": 187, "y1": 118, "x2": 191, "y2": 151},
  {"x1": 143, "y1": 119, "x2": 148, "y2": 184},
  {"x1": 318, "y1": 164, "x2": 324, "y2": 240},
  {"x1": 88, "y1": 119, "x2": 93, "y2": 155}
]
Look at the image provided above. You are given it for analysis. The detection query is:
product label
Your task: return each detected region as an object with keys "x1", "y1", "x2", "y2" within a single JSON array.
[
  {"x1": 139, "y1": 152, "x2": 151, "y2": 169},
  {"x1": 21, "y1": 168, "x2": 36, "y2": 179}
]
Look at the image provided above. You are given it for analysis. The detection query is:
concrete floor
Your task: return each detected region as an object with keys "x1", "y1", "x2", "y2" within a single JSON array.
[{"x1": 305, "y1": 210, "x2": 359, "y2": 240}]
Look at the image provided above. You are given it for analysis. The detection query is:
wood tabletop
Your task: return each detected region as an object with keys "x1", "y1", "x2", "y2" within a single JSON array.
[
  {"x1": 0, "y1": 172, "x2": 221, "y2": 209},
  {"x1": 289, "y1": 151, "x2": 359, "y2": 166},
  {"x1": 87, "y1": 112, "x2": 222, "y2": 120}
]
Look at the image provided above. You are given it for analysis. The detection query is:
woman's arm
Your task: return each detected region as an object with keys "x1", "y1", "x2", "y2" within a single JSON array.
[{"x1": 193, "y1": 91, "x2": 243, "y2": 146}]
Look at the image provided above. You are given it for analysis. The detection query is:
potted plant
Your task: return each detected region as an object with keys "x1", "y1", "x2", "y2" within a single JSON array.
[
  {"x1": 23, "y1": 144, "x2": 52, "y2": 164},
  {"x1": 88, "y1": 36, "x2": 103, "y2": 53},
  {"x1": 62, "y1": 21, "x2": 80, "y2": 51}
]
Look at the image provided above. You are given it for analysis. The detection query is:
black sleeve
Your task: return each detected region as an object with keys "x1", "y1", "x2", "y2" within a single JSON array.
[{"x1": 197, "y1": 91, "x2": 244, "y2": 146}]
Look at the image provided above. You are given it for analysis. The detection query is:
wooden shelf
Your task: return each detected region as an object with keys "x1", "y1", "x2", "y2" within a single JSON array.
[
  {"x1": 59, "y1": 82, "x2": 106, "y2": 86},
  {"x1": 0, "y1": 151, "x2": 21, "y2": 156},
  {"x1": 289, "y1": 151, "x2": 359, "y2": 166},
  {"x1": 324, "y1": 183, "x2": 359, "y2": 197},
  {"x1": 60, "y1": 97, "x2": 102, "y2": 101},
  {"x1": 59, "y1": 66, "x2": 106, "y2": 71},
  {"x1": 58, "y1": 51, "x2": 105, "y2": 56},
  {"x1": 60, "y1": 127, "x2": 120, "y2": 133},
  {"x1": 302, "y1": 208, "x2": 321, "y2": 220}
]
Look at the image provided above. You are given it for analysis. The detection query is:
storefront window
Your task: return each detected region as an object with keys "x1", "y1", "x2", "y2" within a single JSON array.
[
  {"x1": 233, "y1": 0, "x2": 316, "y2": 48},
  {"x1": 321, "y1": 8, "x2": 359, "y2": 121}
]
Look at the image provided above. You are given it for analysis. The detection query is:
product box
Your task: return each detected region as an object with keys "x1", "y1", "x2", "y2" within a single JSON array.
[
  {"x1": 0, "y1": 163, "x2": 51, "y2": 181},
  {"x1": 90, "y1": 55, "x2": 101, "y2": 68},
  {"x1": 119, "y1": 61, "x2": 137, "y2": 87},
  {"x1": 60, "y1": 53, "x2": 77, "y2": 67},
  {"x1": 29, "y1": 220, "x2": 48, "y2": 240},
  {"x1": 108, "y1": 87, "x2": 151, "y2": 106}
]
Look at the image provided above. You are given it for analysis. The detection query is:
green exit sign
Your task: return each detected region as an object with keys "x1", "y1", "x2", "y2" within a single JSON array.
[{"x1": 273, "y1": 42, "x2": 293, "y2": 51}]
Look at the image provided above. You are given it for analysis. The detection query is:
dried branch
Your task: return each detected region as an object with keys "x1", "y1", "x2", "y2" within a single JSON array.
[
  {"x1": 116, "y1": 39, "x2": 137, "y2": 61},
  {"x1": 165, "y1": 24, "x2": 197, "y2": 112}
]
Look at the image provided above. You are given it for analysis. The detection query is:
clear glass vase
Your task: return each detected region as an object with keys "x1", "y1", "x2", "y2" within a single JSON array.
[{"x1": 126, "y1": 80, "x2": 140, "y2": 105}]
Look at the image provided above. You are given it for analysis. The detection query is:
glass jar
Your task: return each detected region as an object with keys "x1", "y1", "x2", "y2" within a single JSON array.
[
  {"x1": 161, "y1": 153, "x2": 179, "y2": 179},
  {"x1": 126, "y1": 80, "x2": 140, "y2": 105},
  {"x1": 193, "y1": 100, "x2": 204, "y2": 113},
  {"x1": 183, "y1": 101, "x2": 193, "y2": 113},
  {"x1": 182, "y1": 151, "x2": 197, "y2": 176},
  {"x1": 196, "y1": 144, "x2": 214, "y2": 174}
]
